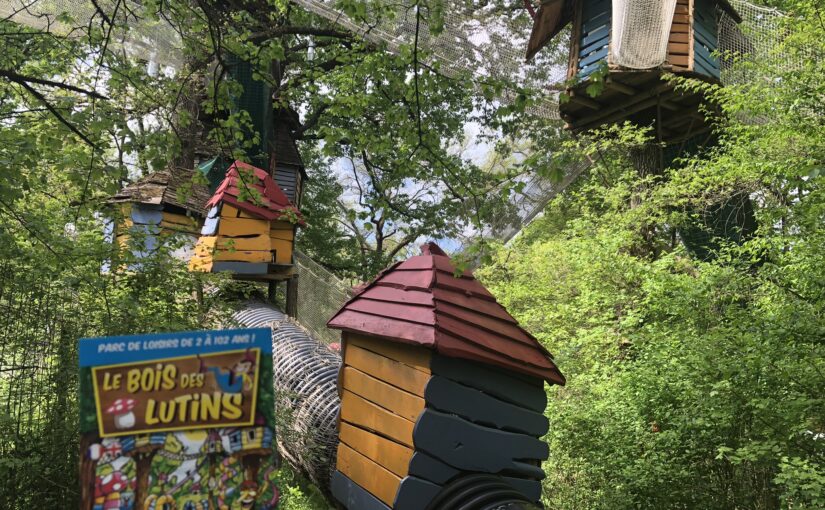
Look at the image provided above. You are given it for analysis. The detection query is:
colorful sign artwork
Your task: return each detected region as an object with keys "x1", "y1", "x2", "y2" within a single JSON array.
[{"x1": 79, "y1": 328, "x2": 280, "y2": 510}]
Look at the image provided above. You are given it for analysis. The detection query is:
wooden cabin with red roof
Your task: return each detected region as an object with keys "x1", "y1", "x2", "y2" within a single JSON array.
[
  {"x1": 327, "y1": 243, "x2": 565, "y2": 510},
  {"x1": 188, "y1": 160, "x2": 304, "y2": 279}
]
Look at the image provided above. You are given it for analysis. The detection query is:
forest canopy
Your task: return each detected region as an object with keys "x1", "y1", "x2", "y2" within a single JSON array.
[{"x1": 0, "y1": 0, "x2": 822, "y2": 508}]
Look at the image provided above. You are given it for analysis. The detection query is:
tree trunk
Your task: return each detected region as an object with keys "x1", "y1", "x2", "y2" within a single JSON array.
[
  {"x1": 286, "y1": 276, "x2": 298, "y2": 317},
  {"x1": 132, "y1": 449, "x2": 158, "y2": 508}
]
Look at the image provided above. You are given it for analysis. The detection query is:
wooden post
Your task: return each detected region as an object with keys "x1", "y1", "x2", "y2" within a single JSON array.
[
  {"x1": 285, "y1": 275, "x2": 298, "y2": 318},
  {"x1": 267, "y1": 281, "x2": 277, "y2": 305}
]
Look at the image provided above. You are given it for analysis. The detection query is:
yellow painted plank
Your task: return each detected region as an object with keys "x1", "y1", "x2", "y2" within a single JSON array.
[
  {"x1": 348, "y1": 334, "x2": 432, "y2": 373},
  {"x1": 270, "y1": 239, "x2": 293, "y2": 264},
  {"x1": 217, "y1": 217, "x2": 270, "y2": 237},
  {"x1": 269, "y1": 229, "x2": 294, "y2": 241},
  {"x1": 338, "y1": 422, "x2": 413, "y2": 478},
  {"x1": 217, "y1": 235, "x2": 270, "y2": 251},
  {"x1": 212, "y1": 249, "x2": 271, "y2": 263},
  {"x1": 336, "y1": 443, "x2": 401, "y2": 507},
  {"x1": 161, "y1": 211, "x2": 194, "y2": 225},
  {"x1": 344, "y1": 345, "x2": 430, "y2": 397},
  {"x1": 188, "y1": 257, "x2": 212, "y2": 272},
  {"x1": 271, "y1": 220, "x2": 293, "y2": 230},
  {"x1": 221, "y1": 204, "x2": 240, "y2": 218},
  {"x1": 197, "y1": 236, "x2": 218, "y2": 248},
  {"x1": 340, "y1": 390, "x2": 414, "y2": 448},
  {"x1": 342, "y1": 366, "x2": 425, "y2": 422}
]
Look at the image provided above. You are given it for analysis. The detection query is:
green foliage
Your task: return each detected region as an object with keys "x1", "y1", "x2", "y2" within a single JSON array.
[{"x1": 477, "y1": 8, "x2": 825, "y2": 508}]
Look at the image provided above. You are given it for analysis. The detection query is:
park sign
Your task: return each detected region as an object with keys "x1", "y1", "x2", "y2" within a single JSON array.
[{"x1": 79, "y1": 328, "x2": 280, "y2": 510}]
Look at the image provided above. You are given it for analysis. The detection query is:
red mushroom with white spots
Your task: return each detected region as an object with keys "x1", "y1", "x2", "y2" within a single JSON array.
[{"x1": 106, "y1": 398, "x2": 137, "y2": 430}]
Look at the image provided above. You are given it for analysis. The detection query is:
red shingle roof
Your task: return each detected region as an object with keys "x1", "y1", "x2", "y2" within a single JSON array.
[
  {"x1": 207, "y1": 160, "x2": 304, "y2": 225},
  {"x1": 328, "y1": 242, "x2": 565, "y2": 385}
]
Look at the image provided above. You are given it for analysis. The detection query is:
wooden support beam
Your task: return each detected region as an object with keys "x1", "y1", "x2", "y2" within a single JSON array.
[
  {"x1": 285, "y1": 275, "x2": 298, "y2": 317},
  {"x1": 574, "y1": 81, "x2": 674, "y2": 131},
  {"x1": 576, "y1": 90, "x2": 680, "y2": 132},
  {"x1": 606, "y1": 78, "x2": 636, "y2": 95},
  {"x1": 569, "y1": 91, "x2": 601, "y2": 110}
]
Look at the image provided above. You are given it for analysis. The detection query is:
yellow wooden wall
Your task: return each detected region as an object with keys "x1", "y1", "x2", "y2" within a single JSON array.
[
  {"x1": 336, "y1": 334, "x2": 431, "y2": 507},
  {"x1": 189, "y1": 204, "x2": 296, "y2": 272}
]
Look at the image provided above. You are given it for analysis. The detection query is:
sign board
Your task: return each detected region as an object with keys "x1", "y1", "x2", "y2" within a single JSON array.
[{"x1": 79, "y1": 328, "x2": 280, "y2": 510}]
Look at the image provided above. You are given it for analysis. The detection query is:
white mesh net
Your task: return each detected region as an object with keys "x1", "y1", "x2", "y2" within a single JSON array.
[
  {"x1": 0, "y1": 0, "x2": 806, "y2": 241},
  {"x1": 611, "y1": 0, "x2": 678, "y2": 69}
]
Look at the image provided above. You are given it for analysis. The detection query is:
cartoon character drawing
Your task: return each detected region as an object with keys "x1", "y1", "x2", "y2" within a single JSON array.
[
  {"x1": 237, "y1": 480, "x2": 258, "y2": 510},
  {"x1": 198, "y1": 350, "x2": 255, "y2": 394},
  {"x1": 94, "y1": 471, "x2": 133, "y2": 510}
]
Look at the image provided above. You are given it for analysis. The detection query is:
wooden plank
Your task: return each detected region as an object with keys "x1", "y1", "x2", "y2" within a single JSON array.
[
  {"x1": 669, "y1": 32, "x2": 689, "y2": 44},
  {"x1": 670, "y1": 21, "x2": 690, "y2": 33},
  {"x1": 201, "y1": 216, "x2": 219, "y2": 235},
  {"x1": 161, "y1": 211, "x2": 194, "y2": 226},
  {"x1": 672, "y1": 13, "x2": 690, "y2": 24},
  {"x1": 210, "y1": 261, "x2": 269, "y2": 274},
  {"x1": 330, "y1": 470, "x2": 392, "y2": 510},
  {"x1": 667, "y1": 42, "x2": 690, "y2": 55},
  {"x1": 217, "y1": 216, "x2": 270, "y2": 237},
  {"x1": 688, "y1": 0, "x2": 695, "y2": 72},
  {"x1": 669, "y1": 54, "x2": 691, "y2": 67},
  {"x1": 343, "y1": 367, "x2": 425, "y2": 422},
  {"x1": 424, "y1": 375, "x2": 549, "y2": 437},
  {"x1": 345, "y1": 345, "x2": 430, "y2": 397},
  {"x1": 413, "y1": 409, "x2": 548, "y2": 478},
  {"x1": 196, "y1": 236, "x2": 217, "y2": 248},
  {"x1": 270, "y1": 238, "x2": 293, "y2": 263},
  {"x1": 213, "y1": 249, "x2": 271, "y2": 263},
  {"x1": 217, "y1": 235, "x2": 270, "y2": 251},
  {"x1": 392, "y1": 476, "x2": 441, "y2": 510},
  {"x1": 341, "y1": 390, "x2": 415, "y2": 448},
  {"x1": 581, "y1": 24, "x2": 609, "y2": 47},
  {"x1": 579, "y1": 34, "x2": 609, "y2": 59},
  {"x1": 430, "y1": 354, "x2": 546, "y2": 412},
  {"x1": 269, "y1": 227, "x2": 294, "y2": 241},
  {"x1": 220, "y1": 204, "x2": 242, "y2": 218},
  {"x1": 694, "y1": 23, "x2": 718, "y2": 48},
  {"x1": 348, "y1": 334, "x2": 432, "y2": 373},
  {"x1": 338, "y1": 422, "x2": 413, "y2": 477},
  {"x1": 336, "y1": 443, "x2": 401, "y2": 507},
  {"x1": 579, "y1": 46, "x2": 609, "y2": 68},
  {"x1": 567, "y1": 0, "x2": 582, "y2": 79}
]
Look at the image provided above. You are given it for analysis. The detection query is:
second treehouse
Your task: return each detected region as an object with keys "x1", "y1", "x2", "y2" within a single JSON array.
[
  {"x1": 528, "y1": 0, "x2": 742, "y2": 142},
  {"x1": 189, "y1": 160, "x2": 304, "y2": 278}
]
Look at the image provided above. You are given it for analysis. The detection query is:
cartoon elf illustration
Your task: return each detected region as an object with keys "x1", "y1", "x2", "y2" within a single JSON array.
[{"x1": 198, "y1": 349, "x2": 256, "y2": 394}]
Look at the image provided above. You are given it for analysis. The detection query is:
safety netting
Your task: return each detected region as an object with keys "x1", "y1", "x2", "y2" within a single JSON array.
[
  {"x1": 611, "y1": 0, "x2": 678, "y2": 69},
  {"x1": 0, "y1": 0, "x2": 806, "y2": 240}
]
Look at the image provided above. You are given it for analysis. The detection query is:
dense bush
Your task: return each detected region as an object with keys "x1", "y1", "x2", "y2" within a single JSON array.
[{"x1": 478, "y1": 12, "x2": 824, "y2": 507}]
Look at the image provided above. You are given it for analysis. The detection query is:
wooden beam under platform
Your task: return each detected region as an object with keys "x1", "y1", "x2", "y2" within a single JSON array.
[
  {"x1": 227, "y1": 262, "x2": 296, "y2": 282},
  {"x1": 559, "y1": 70, "x2": 719, "y2": 143}
]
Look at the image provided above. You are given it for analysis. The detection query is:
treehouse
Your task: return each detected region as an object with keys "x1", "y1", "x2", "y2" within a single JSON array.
[
  {"x1": 227, "y1": 426, "x2": 274, "y2": 453},
  {"x1": 271, "y1": 108, "x2": 307, "y2": 208},
  {"x1": 327, "y1": 243, "x2": 565, "y2": 510},
  {"x1": 188, "y1": 160, "x2": 304, "y2": 280},
  {"x1": 107, "y1": 167, "x2": 211, "y2": 260},
  {"x1": 527, "y1": 0, "x2": 742, "y2": 142}
]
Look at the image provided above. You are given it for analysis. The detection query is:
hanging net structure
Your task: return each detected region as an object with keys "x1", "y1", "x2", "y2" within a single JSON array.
[{"x1": 0, "y1": 0, "x2": 803, "y2": 241}]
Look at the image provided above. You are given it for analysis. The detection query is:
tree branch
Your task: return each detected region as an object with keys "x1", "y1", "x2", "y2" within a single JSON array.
[
  {"x1": 0, "y1": 69, "x2": 108, "y2": 99},
  {"x1": 15, "y1": 81, "x2": 98, "y2": 148}
]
